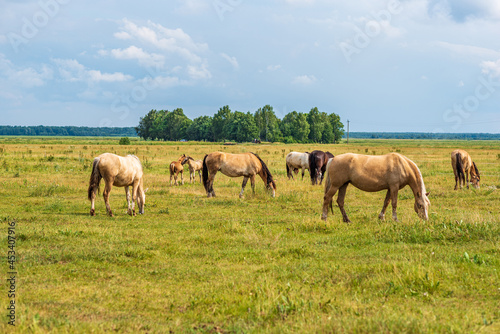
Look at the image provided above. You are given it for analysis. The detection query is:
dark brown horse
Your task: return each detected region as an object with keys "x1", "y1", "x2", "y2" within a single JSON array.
[
  {"x1": 202, "y1": 152, "x2": 276, "y2": 198},
  {"x1": 321, "y1": 153, "x2": 430, "y2": 223},
  {"x1": 309, "y1": 150, "x2": 334, "y2": 185},
  {"x1": 451, "y1": 149, "x2": 480, "y2": 190}
]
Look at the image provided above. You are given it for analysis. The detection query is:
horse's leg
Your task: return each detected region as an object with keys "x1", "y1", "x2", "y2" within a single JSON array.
[
  {"x1": 198, "y1": 170, "x2": 202, "y2": 183},
  {"x1": 125, "y1": 186, "x2": 132, "y2": 215},
  {"x1": 130, "y1": 182, "x2": 139, "y2": 216},
  {"x1": 390, "y1": 186, "x2": 399, "y2": 222},
  {"x1": 103, "y1": 179, "x2": 113, "y2": 217},
  {"x1": 465, "y1": 169, "x2": 469, "y2": 189},
  {"x1": 379, "y1": 190, "x2": 391, "y2": 220},
  {"x1": 250, "y1": 175, "x2": 256, "y2": 194},
  {"x1": 207, "y1": 171, "x2": 217, "y2": 197},
  {"x1": 90, "y1": 187, "x2": 97, "y2": 216},
  {"x1": 180, "y1": 170, "x2": 184, "y2": 185},
  {"x1": 336, "y1": 183, "x2": 351, "y2": 223},
  {"x1": 239, "y1": 176, "x2": 249, "y2": 198},
  {"x1": 321, "y1": 184, "x2": 339, "y2": 221},
  {"x1": 301, "y1": 168, "x2": 305, "y2": 180},
  {"x1": 453, "y1": 171, "x2": 458, "y2": 190}
]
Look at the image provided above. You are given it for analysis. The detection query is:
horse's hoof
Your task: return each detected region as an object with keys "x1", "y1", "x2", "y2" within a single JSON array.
[
  {"x1": 133, "y1": 210, "x2": 136, "y2": 216},
  {"x1": 90, "y1": 209, "x2": 95, "y2": 216}
]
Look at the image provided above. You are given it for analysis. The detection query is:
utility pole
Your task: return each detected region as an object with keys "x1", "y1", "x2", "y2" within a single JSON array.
[{"x1": 347, "y1": 120, "x2": 350, "y2": 144}]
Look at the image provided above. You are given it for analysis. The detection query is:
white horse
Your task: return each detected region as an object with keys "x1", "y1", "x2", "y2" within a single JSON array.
[{"x1": 286, "y1": 151, "x2": 310, "y2": 180}]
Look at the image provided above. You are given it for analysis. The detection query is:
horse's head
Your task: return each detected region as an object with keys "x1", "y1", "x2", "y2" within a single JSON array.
[
  {"x1": 267, "y1": 179, "x2": 277, "y2": 198},
  {"x1": 471, "y1": 162, "x2": 480, "y2": 188},
  {"x1": 180, "y1": 154, "x2": 189, "y2": 164},
  {"x1": 414, "y1": 192, "x2": 430, "y2": 220}
]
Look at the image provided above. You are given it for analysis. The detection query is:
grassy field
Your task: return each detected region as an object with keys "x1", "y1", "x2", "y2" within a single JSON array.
[{"x1": 1, "y1": 137, "x2": 499, "y2": 333}]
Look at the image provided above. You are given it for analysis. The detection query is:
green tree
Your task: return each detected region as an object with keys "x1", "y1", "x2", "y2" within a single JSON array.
[
  {"x1": 254, "y1": 105, "x2": 282, "y2": 142},
  {"x1": 163, "y1": 108, "x2": 192, "y2": 140},
  {"x1": 136, "y1": 109, "x2": 166, "y2": 140},
  {"x1": 224, "y1": 111, "x2": 259, "y2": 142},
  {"x1": 280, "y1": 111, "x2": 310, "y2": 143},
  {"x1": 187, "y1": 115, "x2": 213, "y2": 141},
  {"x1": 307, "y1": 107, "x2": 324, "y2": 143},
  {"x1": 212, "y1": 105, "x2": 232, "y2": 141},
  {"x1": 328, "y1": 112, "x2": 345, "y2": 143}
]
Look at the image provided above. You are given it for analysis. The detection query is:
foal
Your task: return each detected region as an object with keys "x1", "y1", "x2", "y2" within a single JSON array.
[
  {"x1": 169, "y1": 154, "x2": 189, "y2": 185},
  {"x1": 185, "y1": 156, "x2": 203, "y2": 183}
]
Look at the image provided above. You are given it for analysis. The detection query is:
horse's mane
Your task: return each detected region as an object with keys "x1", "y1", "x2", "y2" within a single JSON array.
[
  {"x1": 251, "y1": 152, "x2": 276, "y2": 189},
  {"x1": 473, "y1": 162, "x2": 480, "y2": 179},
  {"x1": 406, "y1": 156, "x2": 427, "y2": 195},
  {"x1": 127, "y1": 154, "x2": 143, "y2": 169}
]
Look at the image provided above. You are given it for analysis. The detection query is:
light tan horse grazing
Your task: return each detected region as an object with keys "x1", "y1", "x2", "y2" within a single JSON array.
[
  {"x1": 202, "y1": 152, "x2": 276, "y2": 198},
  {"x1": 185, "y1": 156, "x2": 203, "y2": 183},
  {"x1": 451, "y1": 149, "x2": 480, "y2": 190},
  {"x1": 170, "y1": 154, "x2": 189, "y2": 185},
  {"x1": 88, "y1": 153, "x2": 146, "y2": 217},
  {"x1": 286, "y1": 151, "x2": 309, "y2": 180},
  {"x1": 321, "y1": 153, "x2": 430, "y2": 223}
]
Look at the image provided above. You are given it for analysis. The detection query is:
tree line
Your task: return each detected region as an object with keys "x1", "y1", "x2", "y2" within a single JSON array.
[
  {"x1": 0, "y1": 126, "x2": 136, "y2": 137},
  {"x1": 135, "y1": 105, "x2": 345, "y2": 143}
]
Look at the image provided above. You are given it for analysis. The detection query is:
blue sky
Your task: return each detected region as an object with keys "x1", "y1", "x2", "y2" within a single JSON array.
[{"x1": 1, "y1": 0, "x2": 499, "y2": 132}]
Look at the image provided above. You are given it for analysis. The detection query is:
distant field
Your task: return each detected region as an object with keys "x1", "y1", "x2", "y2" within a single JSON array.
[{"x1": 1, "y1": 137, "x2": 499, "y2": 333}]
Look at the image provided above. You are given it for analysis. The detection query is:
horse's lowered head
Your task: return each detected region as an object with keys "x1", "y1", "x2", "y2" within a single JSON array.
[
  {"x1": 470, "y1": 162, "x2": 480, "y2": 188},
  {"x1": 414, "y1": 191, "x2": 430, "y2": 220}
]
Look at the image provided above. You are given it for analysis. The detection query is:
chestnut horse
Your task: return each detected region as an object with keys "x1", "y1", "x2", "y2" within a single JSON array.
[
  {"x1": 286, "y1": 151, "x2": 310, "y2": 180},
  {"x1": 321, "y1": 153, "x2": 430, "y2": 223},
  {"x1": 88, "y1": 153, "x2": 146, "y2": 217},
  {"x1": 185, "y1": 156, "x2": 203, "y2": 183},
  {"x1": 309, "y1": 150, "x2": 334, "y2": 185},
  {"x1": 202, "y1": 152, "x2": 276, "y2": 198},
  {"x1": 170, "y1": 154, "x2": 189, "y2": 185},
  {"x1": 451, "y1": 149, "x2": 480, "y2": 190}
]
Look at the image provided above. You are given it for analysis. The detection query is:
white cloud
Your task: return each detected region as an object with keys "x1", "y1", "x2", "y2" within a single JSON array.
[
  {"x1": 292, "y1": 74, "x2": 317, "y2": 85},
  {"x1": 267, "y1": 64, "x2": 281, "y2": 71},
  {"x1": 100, "y1": 46, "x2": 165, "y2": 68},
  {"x1": 481, "y1": 59, "x2": 500, "y2": 77},
  {"x1": 0, "y1": 53, "x2": 52, "y2": 88},
  {"x1": 53, "y1": 58, "x2": 132, "y2": 83},
  {"x1": 435, "y1": 41, "x2": 500, "y2": 59},
  {"x1": 220, "y1": 53, "x2": 239, "y2": 69},
  {"x1": 188, "y1": 63, "x2": 211, "y2": 80}
]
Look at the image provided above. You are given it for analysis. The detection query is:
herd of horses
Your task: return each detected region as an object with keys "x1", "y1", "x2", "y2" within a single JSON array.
[{"x1": 87, "y1": 148, "x2": 480, "y2": 222}]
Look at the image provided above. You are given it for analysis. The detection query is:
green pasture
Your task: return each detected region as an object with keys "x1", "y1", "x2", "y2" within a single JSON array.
[{"x1": 0, "y1": 137, "x2": 499, "y2": 333}]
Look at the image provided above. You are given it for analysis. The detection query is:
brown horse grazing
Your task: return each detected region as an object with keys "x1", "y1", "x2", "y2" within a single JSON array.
[
  {"x1": 202, "y1": 152, "x2": 276, "y2": 198},
  {"x1": 321, "y1": 153, "x2": 430, "y2": 223},
  {"x1": 88, "y1": 153, "x2": 146, "y2": 217},
  {"x1": 170, "y1": 154, "x2": 189, "y2": 185},
  {"x1": 185, "y1": 156, "x2": 203, "y2": 183},
  {"x1": 309, "y1": 150, "x2": 334, "y2": 185},
  {"x1": 451, "y1": 149, "x2": 480, "y2": 190}
]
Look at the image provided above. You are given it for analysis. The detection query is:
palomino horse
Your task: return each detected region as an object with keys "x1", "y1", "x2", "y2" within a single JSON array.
[
  {"x1": 286, "y1": 151, "x2": 310, "y2": 180},
  {"x1": 451, "y1": 149, "x2": 480, "y2": 190},
  {"x1": 88, "y1": 153, "x2": 146, "y2": 217},
  {"x1": 321, "y1": 153, "x2": 430, "y2": 223},
  {"x1": 309, "y1": 150, "x2": 334, "y2": 185},
  {"x1": 202, "y1": 152, "x2": 276, "y2": 198},
  {"x1": 170, "y1": 154, "x2": 189, "y2": 185},
  {"x1": 185, "y1": 156, "x2": 203, "y2": 183}
]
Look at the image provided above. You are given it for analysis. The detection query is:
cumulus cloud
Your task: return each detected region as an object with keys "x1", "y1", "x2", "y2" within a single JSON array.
[
  {"x1": 52, "y1": 58, "x2": 132, "y2": 83},
  {"x1": 99, "y1": 46, "x2": 165, "y2": 68},
  {"x1": 0, "y1": 53, "x2": 52, "y2": 88},
  {"x1": 292, "y1": 74, "x2": 317, "y2": 85},
  {"x1": 481, "y1": 59, "x2": 500, "y2": 77}
]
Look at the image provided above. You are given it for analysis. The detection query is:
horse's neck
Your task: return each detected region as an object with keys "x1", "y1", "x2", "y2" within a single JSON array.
[{"x1": 407, "y1": 160, "x2": 426, "y2": 197}]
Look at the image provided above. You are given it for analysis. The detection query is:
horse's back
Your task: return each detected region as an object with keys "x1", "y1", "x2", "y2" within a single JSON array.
[{"x1": 97, "y1": 153, "x2": 142, "y2": 186}]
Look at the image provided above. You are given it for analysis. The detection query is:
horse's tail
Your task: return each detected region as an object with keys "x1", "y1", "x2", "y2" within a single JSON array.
[
  {"x1": 309, "y1": 152, "x2": 317, "y2": 184},
  {"x1": 324, "y1": 159, "x2": 334, "y2": 214},
  {"x1": 251, "y1": 152, "x2": 276, "y2": 190},
  {"x1": 202, "y1": 155, "x2": 209, "y2": 192},
  {"x1": 88, "y1": 157, "x2": 102, "y2": 200},
  {"x1": 456, "y1": 152, "x2": 465, "y2": 183},
  {"x1": 169, "y1": 162, "x2": 175, "y2": 175}
]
